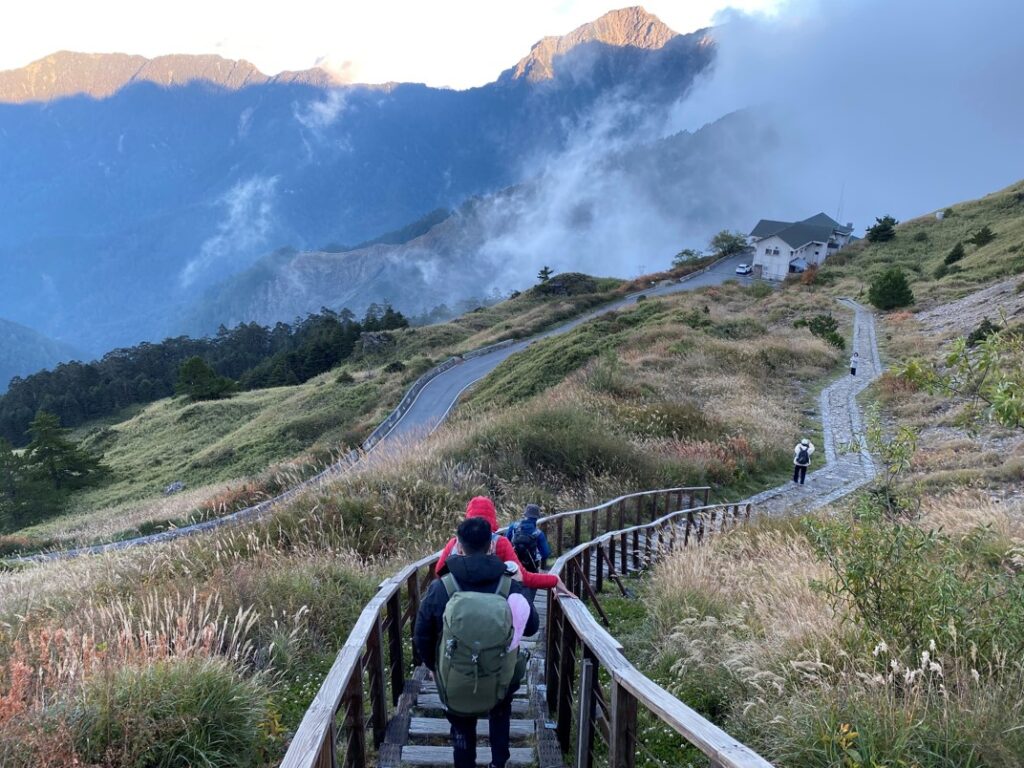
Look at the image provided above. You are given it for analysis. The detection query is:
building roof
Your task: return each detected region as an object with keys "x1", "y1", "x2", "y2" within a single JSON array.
[
  {"x1": 750, "y1": 219, "x2": 790, "y2": 239},
  {"x1": 773, "y1": 222, "x2": 835, "y2": 249},
  {"x1": 802, "y1": 212, "x2": 853, "y2": 235},
  {"x1": 751, "y1": 212, "x2": 854, "y2": 248}
]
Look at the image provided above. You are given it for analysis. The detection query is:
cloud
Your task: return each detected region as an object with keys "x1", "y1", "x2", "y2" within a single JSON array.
[
  {"x1": 293, "y1": 89, "x2": 349, "y2": 132},
  {"x1": 671, "y1": 0, "x2": 1024, "y2": 230},
  {"x1": 460, "y1": 0, "x2": 1024, "y2": 297},
  {"x1": 181, "y1": 175, "x2": 278, "y2": 288}
]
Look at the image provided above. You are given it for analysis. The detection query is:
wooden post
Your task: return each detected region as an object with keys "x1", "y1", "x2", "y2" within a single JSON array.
[
  {"x1": 650, "y1": 493, "x2": 658, "y2": 523},
  {"x1": 710, "y1": 507, "x2": 718, "y2": 538},
  {"x1": 591, "y1": 508, "x2": 599, "y2": 540},
  {"x1": 385, "y1": 593, "x2": 403, "y2": 706},
  {"x1": 632, "y1": 525, "x2": 640, "y2": 570},
  {"x1": 703, "y1": 487, "x2": 711, "y2": 506},
  {"x1": 545, "y1": 593, "x2": 561, "y2": 714},
  {"x1": 618, "y1": 499, "x2": 626, "y2": 530},
  {"x1": 636, "y1": 496, "x2": 643, "y2": 528},
  {"x1": 582, "y1": 548, "x2": 592, "y2": 603},
  {"x1": 619, "y1": 531, "x2": 628, "y2": 574},
  {"x1": 556, "y1": 517, "x2": 565, "y2": 556},
  {"x1": 575, "y1": 658, "x2": 596, "y2": 768},
  {"x1": 595, "y1": 542, "x2": 605, "y2": 593},
  {"x1": 684, "y1": 510, "x2": 694, "y2": 546},
  {"x1": 609, "y1": 681, "x2": 638, "y2": 768},
  {"x1": 342, "y1": 659, "x2": 366, "y2": 768},
  {"x1": 367, "y1": 616, "x2": 389, "y2": 748},
  {"x1": 315, "y1": 721, "x2": 337, "y2": 768},
  {"x1": 606, "y1": 504, "x2": 613, "y2": 537},
  {"x1": 408, "y1": 571, "x2": 422, "y2": 667},
  {"x1": 573, "y1": 513, "x2": 581, "y2": 548},
  {"x1": 556, "y1": 620, "x2": 578, "y2": 750}
]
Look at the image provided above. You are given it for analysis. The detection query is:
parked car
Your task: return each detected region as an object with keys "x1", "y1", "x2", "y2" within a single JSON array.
[{"x1": 735, "y1": 263, "x2": 753, "y2": 275}]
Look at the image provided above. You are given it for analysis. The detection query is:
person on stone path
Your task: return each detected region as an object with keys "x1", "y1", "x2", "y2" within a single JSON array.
[
  {"x1": 850, "y1": 351, "x2": 859, "y2": 376},
  {"x1": 415, "y1": 517, "x2": 540, "y2": 768},
  {"x1": 436, "y1": 496, "x2": 575, "y2": 598},
  {"x1": 793, "y1": 438, "x2": 815, "y2": 484}
]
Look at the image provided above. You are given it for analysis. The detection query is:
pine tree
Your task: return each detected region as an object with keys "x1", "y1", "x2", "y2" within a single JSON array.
[
  {"x1": 25, "y1": 411, "x2": 108, "y2": 492},
  {"x1": 866, "y1": 215, "x2": 898, "y2": 243},
  {"x1": 538, "y1": 266, "x2": 554, "y2": 283},
  {"x1": 968, "y1": 226, "x2": 996, "y2": 247},
  {"x1": 868, "y1": 267, "x2": 915, "y2": 310}
]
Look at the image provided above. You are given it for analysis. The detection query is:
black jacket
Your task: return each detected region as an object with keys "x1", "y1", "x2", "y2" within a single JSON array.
[{"x1": 414, "y1": 554, "x2": 540, "y2": 672}]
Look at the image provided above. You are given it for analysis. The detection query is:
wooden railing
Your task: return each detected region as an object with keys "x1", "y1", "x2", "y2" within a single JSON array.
[
  {"x1": 545, "y1": 502, "x2": 773, "y2": 768},
  {"x1": 279, "y1": 487, "x2": 709, "y2": 768}
]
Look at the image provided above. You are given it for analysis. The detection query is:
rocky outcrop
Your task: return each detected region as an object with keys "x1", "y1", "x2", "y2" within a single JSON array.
[{"x1": 504, "y1": 6, "x2": 685, "y2": 82}]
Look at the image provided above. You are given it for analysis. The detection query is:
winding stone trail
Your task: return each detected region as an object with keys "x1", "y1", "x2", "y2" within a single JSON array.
[{"x1": 742, "y1": 298, "x2": 882, "y2": 515}]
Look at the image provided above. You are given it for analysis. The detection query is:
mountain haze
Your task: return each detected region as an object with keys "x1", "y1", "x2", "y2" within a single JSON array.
[
  {"x1": 0, "y1": 7, "x2": 714, "y2": 354},
  {"x1": 0, "y1": 319, "x2": 80, "y2": 393}
]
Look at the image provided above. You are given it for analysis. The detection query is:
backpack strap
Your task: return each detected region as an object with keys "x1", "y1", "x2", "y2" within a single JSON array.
[
  {"x1": 442, "y1": 573, "x2": 461, "y2": 598},
  {"x1": 495, "y1": 575, "x2": 512, "y2": 599}
]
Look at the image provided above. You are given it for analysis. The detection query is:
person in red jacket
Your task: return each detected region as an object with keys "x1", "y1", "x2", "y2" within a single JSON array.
[{"x1": 436, "y1": 497, "x2": 575, "y2": 597}]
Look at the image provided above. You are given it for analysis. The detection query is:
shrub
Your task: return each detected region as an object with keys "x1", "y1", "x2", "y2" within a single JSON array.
[
  {"x1": 335, "y1": 371, "x2": 355, "y2": 384},
  {"x1": 868, "y1": 267, "x2": 914, "y2": 310},
  {"x1": 944, "y1": 242, "x2": 965, "y2": 265},
  {"x1": 794, "y1": 314, "x2": 845, "y2": 350},
  {"x1": 967, "y1": 317, "x2": 1000, "y2": 347},
  {"x1": 933, "y1": 262, "x2": 949, "y2": 279},
  {"x1": 73, "y1": 657, "x2": 270, "y2": 768},
  {"x1": 969, "y1": 225, "x2": 996, "y2": 247},
  {"x1": 383, "y1": 360, "x2": 406, "y2": 374},
  {"x1": 912, "y1": 231, "x2": 929, "y2": 243}
]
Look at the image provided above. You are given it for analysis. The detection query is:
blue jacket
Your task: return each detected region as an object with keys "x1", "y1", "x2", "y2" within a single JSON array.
[{"x1": 505, "y1": 518, "x2": 551, "y2": 561}]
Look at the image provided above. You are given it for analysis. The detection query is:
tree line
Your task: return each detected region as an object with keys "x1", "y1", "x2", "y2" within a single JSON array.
[{"x1": 0, "y1": 304, "x2": 408, "y2": 446}]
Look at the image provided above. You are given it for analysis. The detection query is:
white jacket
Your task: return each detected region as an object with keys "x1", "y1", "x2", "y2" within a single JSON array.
[
  {"x1": 793, "y1": 441, "x2": 815, "y2": 466},
  {"x1": 850, "y1": 354, "x2": 859, "y2": 368}
]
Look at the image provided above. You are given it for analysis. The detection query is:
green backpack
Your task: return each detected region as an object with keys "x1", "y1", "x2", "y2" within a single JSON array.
[{"x1": 436, "y1": 573, "x2": 520, "y2": 716}]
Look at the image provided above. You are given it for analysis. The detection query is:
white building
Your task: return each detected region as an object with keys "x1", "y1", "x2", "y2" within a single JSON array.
[{"x1": 748, "y1": 213, "x2": 854, "y2": 280}]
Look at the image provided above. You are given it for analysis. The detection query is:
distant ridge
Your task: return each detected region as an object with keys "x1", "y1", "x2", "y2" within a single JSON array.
[
  {"x1": 504, "y1": 6, "x2": 690, "y2": 82},
  {"x1": 0, "y1": 51, "x2": 341, "y2": 103}
]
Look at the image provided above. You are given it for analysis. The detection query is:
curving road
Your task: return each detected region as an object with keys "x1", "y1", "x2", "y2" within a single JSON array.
[
  {"x1": 23, "y1": 255, "x2": 749, "y2": 560},
  {"x1": 385, "y1": 254, "x2": 750, "y2": 441}
]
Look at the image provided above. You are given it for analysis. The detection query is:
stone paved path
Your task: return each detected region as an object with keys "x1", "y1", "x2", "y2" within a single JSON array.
[{"x1": 741, "y1": 298, "x2": 882, "y2": 516}]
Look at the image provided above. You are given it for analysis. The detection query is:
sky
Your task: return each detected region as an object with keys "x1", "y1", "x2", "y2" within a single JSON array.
[{"x1": 0, "y1": 0, "x2": 781, "y2": 88}]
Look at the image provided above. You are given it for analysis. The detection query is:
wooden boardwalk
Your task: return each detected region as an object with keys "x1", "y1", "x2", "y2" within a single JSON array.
[
  {"x1": 378, "y1": 588, "x2": 561, "y2": 767},
  {"x1": 279, "y1": 488, "x2": 774, "y2": 768}
]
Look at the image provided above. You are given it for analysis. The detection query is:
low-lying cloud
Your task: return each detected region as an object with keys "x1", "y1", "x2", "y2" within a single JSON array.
[
  {"x1": 469, "y1": 0, "x2": 1024, "y2": 293},
  {"x1": 181, "y1": 175, "x2": 279, "y2": 289}
]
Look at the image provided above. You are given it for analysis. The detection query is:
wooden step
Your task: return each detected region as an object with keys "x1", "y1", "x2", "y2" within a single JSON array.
[
  {"x1": 408, "y1": 716, "x2": 534, "y2": 740},
  {"x1": 417, "y1": 693, "x2": 531, "y2": 715},
  {"x1": 420, "y1": 682, "x2": 528, "y2": 700},
  {"x1": 400, "y1": 745, "x2": 535, "y2": 767}
]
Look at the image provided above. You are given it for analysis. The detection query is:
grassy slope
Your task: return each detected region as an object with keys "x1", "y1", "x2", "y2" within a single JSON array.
[
  {"x1": 0, "y1": 271, "x2": 847, "y2": 765},
  {"x1": 606, "y1": 181, "x2": 1024, "y2": 768},
  {"x1": 15, "y1": 275, "x2": 628, "y2": 544},
  {"x1": 821, "y1": 178, "x2": 1024, "y2": 306}
]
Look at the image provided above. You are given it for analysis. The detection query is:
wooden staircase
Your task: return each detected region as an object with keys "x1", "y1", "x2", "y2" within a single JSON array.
[{"x1": 379, "y1": 591, "x2": 562, "y2": 768}]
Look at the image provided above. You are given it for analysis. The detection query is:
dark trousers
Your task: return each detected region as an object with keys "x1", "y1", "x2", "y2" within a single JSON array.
[
  {"x1": 850, "y1": 367, "x2": 857, "y2": 376},
  {"x1": 793, "y1": 464, "x2": 808, "y2": 484},
  {"x1": 446, "y1": 686, "x2": 518, "y2": 768}
]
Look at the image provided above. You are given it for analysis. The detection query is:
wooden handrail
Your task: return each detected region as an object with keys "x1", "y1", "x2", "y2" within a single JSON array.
[
  {"x1": 545, "y1": 502, "x2": 773, "y2": 768},
  {"x1": 279, "y1": 487, "x2": 709, "y2": 768}
]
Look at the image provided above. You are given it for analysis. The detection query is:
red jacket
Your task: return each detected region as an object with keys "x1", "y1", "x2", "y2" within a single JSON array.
[{"x1": 435, "y1": 497, "x2": 557, "y2": 590}]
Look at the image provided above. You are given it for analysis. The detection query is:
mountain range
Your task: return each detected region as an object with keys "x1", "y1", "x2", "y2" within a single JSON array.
[
  {"x1": 0, "y1": 319, "x2": 81, "y2": 393},
  {"x1": 0, "y1": 6, "x2": 716, "y2": 359}
]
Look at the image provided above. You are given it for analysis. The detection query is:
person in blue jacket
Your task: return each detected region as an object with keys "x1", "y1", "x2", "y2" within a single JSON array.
[{"x1": 505, "y1": 504, "x2": 552, "y2": 576}]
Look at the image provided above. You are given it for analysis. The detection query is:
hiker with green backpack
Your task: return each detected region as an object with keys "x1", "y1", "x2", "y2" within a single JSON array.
[{"x1": 414, "y1": 517, "x2": 540, "y2": 768}]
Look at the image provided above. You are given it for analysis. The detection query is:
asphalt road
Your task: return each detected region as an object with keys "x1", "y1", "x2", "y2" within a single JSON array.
[
  {"x1": 385, "y1": 254, "x2": 751, "y2": 441},
  {"x1": 24, "y1": 254, "x2": 751, "y2": 560}
]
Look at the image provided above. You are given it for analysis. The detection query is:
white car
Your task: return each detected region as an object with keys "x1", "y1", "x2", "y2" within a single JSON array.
[{"x1": 735, "y1": 263, "x2": 753, "y2": 275}]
